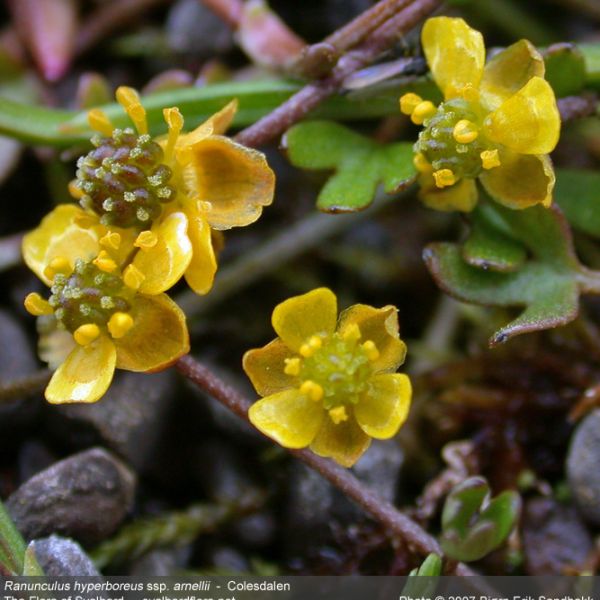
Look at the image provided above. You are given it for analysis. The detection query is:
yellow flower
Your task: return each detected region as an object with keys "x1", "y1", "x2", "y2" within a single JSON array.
[
  {"x1": 243, "y1": 288, "x2": 412, "y2": 467},
  {"x1": 400, "y1": 17, "x2": 560, "y2": 212},
  {"x1": 73, "y1": 87, "x2": 275, "y2": 295},
  {"x1": 22, "y1": 205, "x2": 189, "y2": 404}
]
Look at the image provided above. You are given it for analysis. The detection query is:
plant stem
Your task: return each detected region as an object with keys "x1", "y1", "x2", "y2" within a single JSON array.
[
  {"x1": 174, "y1": 355, "x2": 476, "y2": 575},
  {"x1": 0, "y1": 370, "x2": 51, "y2": 404},
  {"x1": 176, "y1": 193, "x2": 397, "y2": 317},
  {"x1": 234, "y1": 0, "x2": 442, "y2": 148}
]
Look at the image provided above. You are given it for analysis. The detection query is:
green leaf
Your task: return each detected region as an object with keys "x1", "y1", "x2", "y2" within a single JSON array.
[
  {"x1": 424, "y1": 202, "x2": 589, "y2": 346},
  {"x1": 0, "y1": 499, "x2": 27, "y2": 575},
  {"x1": 403, "y1": 554, "x2": 442, "y2": 597},
  {"x1": 22, "y1": 544, "x2": 44, "y2": 576},
  {"x1": 462, "y1": 204, "x2": 527, "y2": 272},
  {"x1": 555, "y1": 168, "x2": 600, "y2": 237},
  {"x1": 440, "y1": 477, "x2": 521, "y2": 562},
  {"x1": 544, "y1": 43, "x2": 587, "y2": 97},
  {"x1": 284, "y1": 120, "x2": 416, "y2": 212}
]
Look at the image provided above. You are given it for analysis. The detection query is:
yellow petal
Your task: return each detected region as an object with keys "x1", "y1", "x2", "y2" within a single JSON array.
[
  {"x1": 132, "y1": 212, "x2": 193, "y2": 295},
  {"x1": 421, "y1": 17, "x2": 485, "y2": 99},
  {"x1": 243, "y1": 338, "x2": 298, "y2": 397},
  {"x1": 309, "y1": 412, "x2": 371, "y2": 467},
  {"x1": 355, "y1": 373, "x2": 411, "y2": 439},
  {"x1": 45, "y1": 335, "x2": 116, "y2": 404},
  {"x1": 22, "y1": 204, "x2": 101, "y2": 285},
  {"x1": 483, "y1": 76, "x2": 560, "y2": 154},
  {"x1": 115, "y1": 293, "x2": 189, "y2": 372},
  {"x1": 418, "y1": 173, "x2": 478, "y2": 212},
  {"x1": 337, "y1": 304, "x2": 406, "y2": 373},
  {"x1": 479, "y1": 150, "x2": 555, "y2": 209},
  {"x1": 248, "y1": 388, "x2": 324, "y2": 449},
  {"x1": 480, "y1": 39, "x2": 545, "y2": 111},
  {"x1": 272, "y1": 288, "x2": 337, "y2": 352},
  {"x1": 181, "y1": 136, "x2": 275, "y2": 230},
  {"x1": 183, "y1": 211, "x2": 217, "y2": 295},
  {"x1": 180, "y1": 100, "x2": 238, "y2": 147}
]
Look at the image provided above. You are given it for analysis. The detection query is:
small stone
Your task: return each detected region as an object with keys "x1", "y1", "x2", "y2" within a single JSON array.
[
  {"x1": 48, "y1": 371, "x2": 174, "y2": 470},
  {"x1": 522, "y1": 497, "x2": 593, "y2": 574},
  {"x1": 567, "y1": 409, "x2": 600, "y2": 524},
  {"x1": 129, "y1": 547, "x2": 191, "y2": 576},
  {"x1": 6, "y1": 447, "x2": 136, "y2": 544},
  {"x1": 31, "y1": 535, "x2": 100, "y2": 576}
]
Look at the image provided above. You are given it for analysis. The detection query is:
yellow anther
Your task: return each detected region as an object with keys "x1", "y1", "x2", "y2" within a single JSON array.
[
  {"x1": 458, "y1": 84, "x2": 479, "y2": 103},
  {"x1": 24, "y1": 293, "x2": 53, "y2": 316},
  {"x1": 480, "y1": 149, "x2": 501, "y2": 170},
  {"x1": 87, "y1": 108, "x2": 114, "y2": 137},
  {"x1": 283, "y1": 357, "x2": 301, "y2": 376},
  {"x1": 432, "y1": 169, "x2": 456, "y2": 188},
  {"x1": 453, "y1": 119, "x2": 479, "y2": 144},
  {"x1": 134, "y1": 230, "x2": 158, "y2": 250},
  {"x1": 123, "y1": 264, "x2": 145, "y2": 290},
  {"x1": 329, "y1": 406, "x2": 348, "y2": 425},
  {"x1": 116, "y1": 86, "x2": 148, "y2": 134},
  {"x1": 411, "y1": 101, "x2": 436, "y2": 125},
  {"x1": 73, "y1": 213, "x2": 96, "y2": 228},
  {"x1": 342, "y1": 323, "x2": 361, "y2": 342},
  {"x1": 362, "y1": 340, "x2": 380, "y2": 361},
  {"x1": 299, "y1": 335, "x2": 323, "y2": 357},
  {"x1": 68, "y1": 179, "x2": 84, "y2": 199},
  {"x1": 107, "y1": 312, "x2": 134, "y2": 339},
  {"x1": 93, "y1": 250, "x2": 117, "y2": 273},
  {"x1": 44, "y1": 256, "x2": 71, "y2": 280},
  {"x1": 73, "y1": 323, "x2": 101, "y2": 346},
  {"x1": 100, "y1": 231, "x2": 121, "y2": 250},
  {"x1": 413, "y1": 152, "x2": 433, "y2": 174},
  {"x1": 300, "y1": 380, "x2": 324, "y2": 402},
  {"x1": 399, "y1": 92, "x2": 423, "y2": 116},
  {"x1": 163, "y1": 107, "x2": 184, "y2": 162}
]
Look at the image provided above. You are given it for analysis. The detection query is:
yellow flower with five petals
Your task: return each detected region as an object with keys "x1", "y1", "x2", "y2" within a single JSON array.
[
  {"x1": 243, "y1": 288, "x2": 412, "y2": 467},
  {"x1": 22, "y1": 204, "x2": 189, "y2": 404},
  {"x1": 72, "y1": 87, "x2": 275, "y2": 296},
  {"x1": 400, "y1": 17, "x2": 560, "y2": 212}
]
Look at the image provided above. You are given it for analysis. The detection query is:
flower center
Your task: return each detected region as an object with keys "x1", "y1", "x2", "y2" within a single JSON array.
[
  {"x1": 283, "y1": 325, "x2": 379, "y2": 424},
  {"x1": 415, "y1": 98, "x2": 488, "y2": 180},
  {"x1": 75, "y1": 128, "x2": 176, "y2": 229}
]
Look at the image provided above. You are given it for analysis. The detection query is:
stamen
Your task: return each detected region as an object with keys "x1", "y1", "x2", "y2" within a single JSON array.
[
  {"x1": 73, "y1": 212, "x2": 97, "y2": 228},
  {"x1": 362, "y1": 340, "x2": 380, "y2": 361},
  {"x1": 342, "y1": 323, "x2": 361, "y2": 342},
  {"x1": 73, "y1": 323, "x2": 101, "y2": 346},
  {"x1": 283, "y1": 357, "x2": 301, "y2": 376},
  {"x1": 100, "y1": 231, "x2": 121, "y2": 250},
  {"x1": 399, "y1": 92, "x2": 423, "y2": 116},
  {"x1": 87, "y1": 109, "x2": 114, "y2": 137},
  {"x1": 44, "y1": 256, "x2": 71, "y2": 281},
  {"x1": 134, "y1": 230, "x2": 158, "y2": 250},
  {"x1": 453, "y1": 119, "x2": 479, "y2": 144},
  {"x1": 300, "y1": 380, "x2": 324, "y2": 402},
  {"x1": 163, "y1": 107, "x2": 184, "y2": 163},
  {"x1": 329, "y1": 406, "x2": 348, "y2": 424},
  {"x1": 432, "y1": 168, "x2": 456, "y2": 188},
  {"x1": 413, "y1": 153, "x2": 432, "y2": 174},
  {"x1": 107, "y1": 312, "x2": 134, "y2": 338},
  {"x1": 123, "y1": 264, "x2": 145, "y2": 290},
  {"x1": 480, "y1": 149, "x2": 501, "y2": 170},
  {"x1": 411, "y1": 101, "x2": 436, "y2": 125},
  {"x1": 68, "y1": 180, "x2": 84, "y2": 199},
  {"x1": 24, "y1": 293, "x2": 53, "y2": 316},
  {"x1": 93, "y1": 251, "x2": 118, "y2": 273},
  {"x1": 116, "y1": 86, "x2": 148, "y2": 135},
  {"x1": 300, "y1": 335, "x2": 323, "y2": 358},
  {"x1": 458, "y1": 84, "x2": 479, "y2": 102}
]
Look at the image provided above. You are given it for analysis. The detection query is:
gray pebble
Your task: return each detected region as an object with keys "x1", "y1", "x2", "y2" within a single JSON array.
[
  {"x1": 567, "y1": 409, "x2": 600, "y2": 524},
  {"x1": 7, "y1": 447, "x2": 136, "y2": 544},
  {"x1": 31, "y1": 535, "x2": 100, "y2": 576}
]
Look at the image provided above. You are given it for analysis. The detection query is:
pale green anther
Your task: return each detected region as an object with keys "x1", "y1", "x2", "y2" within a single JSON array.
[
  {"x1": 95, "y1": 167, "x2": 107, "y2": 179},
  {"x1": 138, "y1": 134, "x2": 151, "y2": 145},
  {"x1": 129, "y1": 147, "x2": 142, "y2": 159},
  {"x1": 157, "y1": 187, "x2": 172, "y2": 199},
  {"x1": 110, "y1": 163, "x2": 123, "y2": 175},
  {"x1": 124, "y1": 191, "x2": 136, "y2": 203},
  {"x1": 54, "y1": 308, "x2": 65, "y2": 320},
  {"x1": 100, "y1": 296, "x2": 115, "y2": 309},
  {"x1": 136, "y1": 207, "x2": 150, "y2": 221},
  {"x1": 79, "y1": 304, "x2": 92, "y2": 316},
  {"x1": 102, "y1": 198, "x2": 115, "y2": 211},
  {"x1": 148, "y1": 174, "x2": 162, "y2": 187}
]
